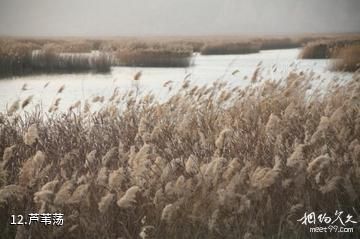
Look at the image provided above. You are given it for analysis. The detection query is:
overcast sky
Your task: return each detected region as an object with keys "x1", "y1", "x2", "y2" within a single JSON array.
[{"x1": 0, "y1": 0, "x2": 359, "y2": 36}]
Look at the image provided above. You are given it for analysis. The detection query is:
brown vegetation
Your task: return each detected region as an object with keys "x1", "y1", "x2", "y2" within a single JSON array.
[
  {"x1": 200, "y1": 41, "x2": 261, "y2": 55},
  {"x1": 299, "y1": 37, "x2": 360, "y2": 72},
  {"x1": 299, "y1": 41, "x2": 335, "y2": 59},
  {"x1": 1, "y1": 34, "x2": 360, "y2": 77},
  {"x1": 0, "y1": 71, "x2": 360, "y2": 238},
  {"x1": 330, "y1": 44, "x2": 360, "y2": 72},
  {"x1": 0, "y1": 39, "x2": 111, "y2": 77},
  {"x1": 115, "y1": 42, "x2": 193, "y2": 67},
  {"x1": 0, "y1": 40, "x2": 37, "y2": 77},
  {"x1": 299, "y1": 38, "x2": 360, "y2": 59},
  {"x1": 259, "y1": 37, "x2": 301, "y2": 50}
]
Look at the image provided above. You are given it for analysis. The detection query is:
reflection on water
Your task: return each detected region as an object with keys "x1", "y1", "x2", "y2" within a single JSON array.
[{"x1": 0, "y1": 48, "x2": 353, "y2": 112}]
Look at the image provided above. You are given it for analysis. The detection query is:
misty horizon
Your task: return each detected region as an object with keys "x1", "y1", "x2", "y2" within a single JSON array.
[{"x1": 0, "y1": 0, "x2": 359, "y2": 37}]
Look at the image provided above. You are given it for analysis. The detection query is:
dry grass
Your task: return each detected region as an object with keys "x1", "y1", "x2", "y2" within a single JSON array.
[
  {"x1": 330, "y1": 44, "x2": 360, "y2": 72},
  {"x1": 200, "y1": 41, "x2": 261, "y2": 55},
  {"x1": 115, "y1": 42, "x2": 193, "y2": 67},
  {"x1": 0, "y1": 70, "x2": 359, "y2": 238},
  {"x1": 299, "y1": 38, "x2": 360, "y2": 59},
  {"x1": 0, "y1": 39, "x2": 111, "y2": 77},
  {"x1": 299, "y1": 37, "x2": 360, "y2": 72},
  {"x1": 0, "y1": 40, "x2": 37, "y2": 77},
  {"x1": 1, "y1": 34, "x2": 360, "y2": 77},
  {"x1": 299, "y1": 40, "x2": 335, "y2": 59},
  {"x1": 259, "y1": 37, "x2": 301, "y2": 50},
  {"x1": 31, "y1": 47, "x2": 112, "y2": 73}
]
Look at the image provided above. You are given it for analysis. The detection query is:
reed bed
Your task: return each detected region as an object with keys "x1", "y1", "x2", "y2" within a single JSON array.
[
  {"x1": 330, "y1": 44, "x2": 360, "y2": 72},
  {"x1": 31, "y1": 48, "x2": 112, "y2": 73},
  {"x1": 299, "y1": 38, "x2": 360, "y2": 59},
  {"x1": 0, "y1": 40, "x2": 112, "y2": 77},
  {"x1": 197, "y1": 34, "x2": 354, "y2": 55},
  {"x1": 0, "y1": 71, "x2": 359, "y2": 238},
  {"x1": 258, "y1": 38, "x2": 301, "y2": 50},
  {"x1": 1, "y1": 34, "x2": 360, "y2": 77},
  {"x1": 200, "y1": 41, "x2": 261, "y2": 55},
  {"x1": 299, "y1": 41, "x2": 335, "y2": 59},
  {"x1": 0, "y1": 40, "x2": 37, "y2": 77},
  {"x1": 299, "y1": 38, "x2": 360, "y2": 72},
  {"x1": 117, "y1": 50, "x2": 192, "y2": 67},
  {"x1": 116, "y1": 43, "x2": 193, "y2": 67}
]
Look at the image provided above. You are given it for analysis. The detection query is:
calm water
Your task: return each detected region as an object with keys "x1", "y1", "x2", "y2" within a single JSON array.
[{"x1": 0, "y1": 48, "x2": 353, "y2": 112}]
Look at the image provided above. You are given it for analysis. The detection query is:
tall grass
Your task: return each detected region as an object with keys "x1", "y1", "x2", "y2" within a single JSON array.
[
  {"x1": 200, "y1": 41, "x2": 261, "y2": 55},
  {"x1": 299, "y1": 38, "x2": 360, "y2": 72},
  {"x1": 299, "y1": 41, "x2": 335, "y2": 59},
  {"x1": 0, "y1": 40, "x2": 112, "y2": 77},
  {"x1": 31, "y1": 48, "x2": 112, "y2": 73},
  {"x1": 299, "y1": 38, "x2": 360, "y2": 59},
  {"x1": 330, "y1": 44, "x2": 360, "y2": 72},
  {"x1": 116, "y1": 42, "x2": 193, "y2": 67},
  {"x1": 1, "y1": 34, "x2": 360, "y2": 77},
  {"x1": 0, "y1": 71, "x2": 359, "y2": 238},
  {"x1": 259, "y1": 37, "x2": 301, "y2": 50},
  {"x1": 0, "y1": 41, "x2": 37, "y2": 77}
]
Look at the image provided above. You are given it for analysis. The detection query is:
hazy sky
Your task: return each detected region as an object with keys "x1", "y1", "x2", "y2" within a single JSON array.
[{"x1": 0, "y1": 0, "x2": 359, "y2": 36}]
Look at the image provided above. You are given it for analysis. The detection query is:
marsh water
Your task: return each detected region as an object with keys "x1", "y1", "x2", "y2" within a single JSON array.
[{"x1": 0, "y1": 48, "x2": 353, "y2": 112}]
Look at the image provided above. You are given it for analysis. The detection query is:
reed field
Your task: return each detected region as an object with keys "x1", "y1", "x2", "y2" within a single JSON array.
[
  {"x1": 2, "y1": 0, "x2": 360, "y2": 238},
  {"x1": 299, "y1": 38, "x2": 360, "y2": 72},
  {"x1": 258, "y1": 38, "x2": 304, "y2": 50},
  {"x1": 116, "y1": 48, "x2": 193, "y2": 67},
  {"x1": 115, "y1": 42, "x2": 193, "y2": 67},
  {"x1": 199, "y1": 36, "x2": 318, "y2": 54},
  {"x1": 299, "y1": 37, "x2": 360, "y2": 59},
  {"x1": 200, "y1": 41, "x2": 261, "y2": 55},
  {"x1": 0, "y1": 39, "x2": 112, "y2": 77},
  {"x1": 0, "y1": 69, "x2": 360, "y2": 238},
  {"x1": 330, "y1": 44, "x2": 360, "y2": 72},
  {"x1": 1, "y1": 34, "x2": 360, "y2": 78}
]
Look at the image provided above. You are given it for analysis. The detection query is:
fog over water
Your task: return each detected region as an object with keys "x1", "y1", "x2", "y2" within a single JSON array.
[{"x1": 0, "y1": 0, "x2": 359, "y2": 36}]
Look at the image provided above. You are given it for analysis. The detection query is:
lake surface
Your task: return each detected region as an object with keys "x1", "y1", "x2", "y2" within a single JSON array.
[{"x1": 0, "y1": 48, "x2": 353, "y2": 112}]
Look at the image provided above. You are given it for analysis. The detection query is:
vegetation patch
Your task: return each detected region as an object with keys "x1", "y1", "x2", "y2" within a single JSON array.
[{"x1": 1, "y1": 72, "x2": 359, "y2": 238}]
